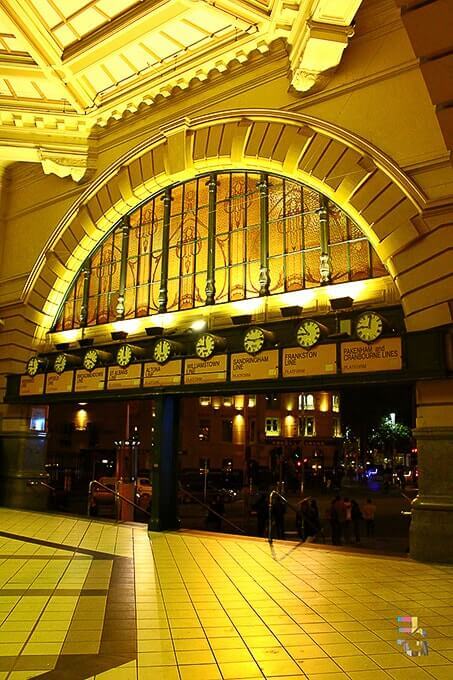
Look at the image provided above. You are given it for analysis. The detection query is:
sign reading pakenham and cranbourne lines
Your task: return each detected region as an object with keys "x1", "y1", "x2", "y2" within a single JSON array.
[
  {"x1": 184, "y1": 355, "x2": 227, "y2": 385},
  {"x1": 341, "y1": 337, "x2": 402, "y2": 373},
  {"x1": 283, "y1": 344, "x2": 337, "y2": 378},
  {"x1": 231, "y1": 350, "x2": 279, "y2": 381}
]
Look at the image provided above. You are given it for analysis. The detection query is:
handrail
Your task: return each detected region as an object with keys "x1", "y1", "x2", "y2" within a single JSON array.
[
  {"x1": 27, "y1": 480, "x2": 55, "y2": 492},
  {"x1": 178, "y1": 484, "x2": 246, "y2": 535},
  {"x1": 88, "y1": 480, "x2": 150, "y2": 518}
]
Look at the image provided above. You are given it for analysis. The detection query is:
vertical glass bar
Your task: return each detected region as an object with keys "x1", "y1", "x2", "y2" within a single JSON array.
[
  {"x1": 158, "y1": 188, "x2": 172, "y2": 313},
  {"x1": 79, "y1": 258, "x2": 91, "y2": 327},
  {"x1": 205, "y1": 173, "x2": 217, "y2": 304},
  {"x1": 319, "y1": 194, "x2": 331, "y2": 285},
  {"x1": 258, "y1": 173, "x2": 270, "y2": 296},
  {"x1": 115, "y1": 215, "x2": 131, "y2": 319}
]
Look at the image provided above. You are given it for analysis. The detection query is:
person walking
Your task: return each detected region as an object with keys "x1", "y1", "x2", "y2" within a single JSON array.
[
  {"x1": 343, "y1": 497, "x2": 352, "y2": 543},
  {"x1": 362, "y1": 498, "x2": 376, "y2": 537},
  {"x1": 272, "y1": 493, "x2": 286, "y2": 539},
  {"x1": 351, "y1": 499, "x2": 362, "y2": 543},
  {"x1": 253, "y1": 492, "x2": 268, "y2": 537}
]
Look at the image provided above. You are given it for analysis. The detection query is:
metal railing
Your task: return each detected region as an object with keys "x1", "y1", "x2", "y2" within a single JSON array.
[
  {"x1": 268, "y1": 489, "x2": 323, "y2": 544},
  {"x1": 178, "y1": 484, "x2": 246, "y2": 535},
  {"x1": 27, "y1": 479, "x2": 55, "y2": 492},
  {"x1": 87, "y1": 480, "x2": 150, "y2": 518}
]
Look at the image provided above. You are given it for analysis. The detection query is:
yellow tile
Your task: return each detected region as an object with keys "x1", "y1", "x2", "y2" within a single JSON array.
[
  {"x1": 138, "y1": 651, "x2": 177, "y2": 666},
  {"x1": 179, "y1": 665, "x2": 222, "y2": 680},
  {"x1": 298, "y1": 658, "x2": 341, "y2": 674},
  {"x1": 251, "y1": 646, "x2": 290, "y2": 662},
  {"x1": 336, "y1": 656, "x2": 381, "y2": 672},
  {"x1": 138, "y1": 668, "x2": 179, "y2": 680},
  {"x1": 22, "y1": 642, "x2": 63, "y2": 655},
  {"x1": 138, "y1": 638, "x2": 174, "y2": 652},
  {"x1": 258, "y1": 658, "x2": 303, "y2": 676},
  {"x1": 214, "y1": 647, "x2": 254, "y2": 663},
  {"x1": 218, "y1": 661, "x2": 263, "y2": 679},
  {"x1": 174, "y1": 638, "x2": 210, "y2": 651}
]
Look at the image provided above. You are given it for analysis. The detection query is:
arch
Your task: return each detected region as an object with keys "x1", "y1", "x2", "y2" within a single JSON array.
[{"x1": 24, "y1": 109, "x2": 452, "y2": 343}]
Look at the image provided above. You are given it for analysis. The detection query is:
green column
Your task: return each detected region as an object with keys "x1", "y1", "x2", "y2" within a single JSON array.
[
  {"x1": 258, "y1": 174, "x2": 270, "y2": 296},
  {"x1": 79, "y1": 257, "x2": 91, "y2": 327},
  {"x1": 148, "y1": 395, "x2": 179, "y2": 532},
  {"x1": 0, "y1": 405, "x2": 49, "y2": 511},
  {"x1": 319, "y1": 194, "x2": 331, "y2": 285},
  {"x1": 115, "y1": 215, "x2": 131, "y2": 319},
  {"x1": 205, "y1": 174, "x2": 217, "y2": 305},
  {"x1": 158, "y1": 189, "x2": 172, "y2": 313}
]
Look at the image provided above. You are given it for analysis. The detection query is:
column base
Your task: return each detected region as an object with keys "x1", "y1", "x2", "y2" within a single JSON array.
[{"x1": 410, "y1": 496, "x2": 453, "y2": 563}]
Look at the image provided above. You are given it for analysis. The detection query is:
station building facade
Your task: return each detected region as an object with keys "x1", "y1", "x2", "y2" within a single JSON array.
[{"x1": 0, "y1": 0, "x2": 452, "y2": 562}]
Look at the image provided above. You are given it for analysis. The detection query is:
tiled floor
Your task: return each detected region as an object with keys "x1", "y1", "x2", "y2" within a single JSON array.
[{"x1": 0, "y1": 509, "x2": 451, "y2": 679}]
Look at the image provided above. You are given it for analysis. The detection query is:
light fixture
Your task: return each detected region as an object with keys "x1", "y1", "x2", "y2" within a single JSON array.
[
  {"x1": 280, "y1": 305, "x2": 302, "y2": 318},
  {"x1": 231, "y1": 314, "x2": 252, "y2": 325},
  {"x1": 111, "y1": 331, "x2": 128, "y2": 341},
  {"x1": 329, "y1": 296, "x2": 354, "y2": 311},
  {"x1": 191, "y1": 319, "x2": 207, "y2": 332},
  {"x1": 78, "y1": 338, "x2": 94, "y2": 347},
  {"x1": 145, "y1": 327, "x2": 163, "y2": 337},
  {"x1": 199, "y1": 396, "x2": 211, "y2": 406},
  {"x1": 78, "y1": 402, "x2": 87, "y2": 406},
  {"x1": 223, "y1": 396, "x2": 233, "y2": 407}
]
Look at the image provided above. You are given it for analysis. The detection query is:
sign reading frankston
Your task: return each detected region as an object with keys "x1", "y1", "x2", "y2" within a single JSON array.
[
  {"x1": 231, "y1": 350, "x2": 279, "y2": 382},
  {"x1": 107, "y1": 364, "x2": 142, "y2": 389},
  {"x1": 184, "y1": 355, "x2": 227, "y2": 385},
  {"x1": 75, "y1": 367, "x2": 106, "y2": 392},
  {"x1": 143, "y1": 360, "x2": 182, "y2": 387},
  {"x1": 46, "y1": 371, "x2": 74, "y2": 394},
  {"x1": 283, "y1": 345, "x2": 337, "y2": 378},
  {"x1": 20, "y1": 374, "x2": 45, "y2": 396},
  {"x1": 341, "y1": 337, "x2": 402, "y2": 373}
]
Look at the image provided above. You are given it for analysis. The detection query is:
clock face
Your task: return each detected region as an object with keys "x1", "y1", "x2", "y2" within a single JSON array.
[
  {"x1": 244, "y1": 327, "x2": 265, "y2": 354},
  {"x1": 83, "y1": 348, "x2": 98, "y2": 372},
  {"x1": 26, "y1": 356, "x2": 39, "y2": 377},
  {"x1": 195, "y1": 334, "x2": 216, "y2": 359},
  {"x1": 54, "y1": 353, "x2": 67, "y2": 374},
  {"x1": 153, "y1": 338, "x2": 172, "y2": 364},
  {"x1": 296, "y1": 320, "x2": 321, "y2": 349},
  {"x1": 356, "y1": 312, "x2": 384, "y2": 343},
  {"x1": 117, "y1": 344, "x2": 133, "y2": 367}
]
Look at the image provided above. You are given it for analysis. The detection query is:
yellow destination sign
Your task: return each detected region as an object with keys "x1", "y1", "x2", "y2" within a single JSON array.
[
  {"x1": 231, "y1": 349, "x2": 279, "y2": 382},
  {"x1": 75, "y1": 367, "x2": 106, "y2": 392},
  {"x1": 20, "y1": 374, "x2": 45, "y2": 396},
  {"x1": 143, "y1": 360, "x2": 182, "y2": 387},
  {"x1": 184, "y1": 355, "x2": 227, "y2": 385},
  {"x1": 46, "y1": 371, "x2": 74, "y2": 394},
  {"x1": 283, "y1": 345, "x2": 337, "y2": 378},
  {"x1": 341, "y1": 337, "x2": 402, "y2": 373},
  {"x1": 107, "y1": 364, "x2": 142, "y2": 389}
]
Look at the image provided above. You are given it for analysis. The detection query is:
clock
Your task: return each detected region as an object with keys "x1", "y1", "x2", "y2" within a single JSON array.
[
  {"x1": 153, "y1": 338, "x2": 172, "y2": 364},
  {"x1": 26, "y1": 356, "x2": 40, "y2": 377},
  {"x1": 54, "y1": 353, "x2": 67, "y2": 374},
  {"x1": 355, "y1": 311, "x2": 384, "y2": 343},
  {"x1": 83, "y1": 348, "x2": 99, "y2": 372},
  {"x1": 296, "y1": 320, "x2": 322, "y2": 349},
  {"x1": 244, "y1": 327, "x2": 266, "y2": 355},
  {"x1": 195, "y1": 333, "x2": 216, "y2": 360},
  {"x1": 116, "y1": 344, "x2": 133, "y2": 368}
]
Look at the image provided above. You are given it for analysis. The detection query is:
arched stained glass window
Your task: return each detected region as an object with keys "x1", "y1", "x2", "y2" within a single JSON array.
[{"x1": 54, "y1": 171, "x2": 387, "y2": 331}]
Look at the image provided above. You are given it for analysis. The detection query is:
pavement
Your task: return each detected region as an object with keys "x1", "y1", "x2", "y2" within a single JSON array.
[{"x1": 0, "y1": 507, "x2": 451, "y2": 679}]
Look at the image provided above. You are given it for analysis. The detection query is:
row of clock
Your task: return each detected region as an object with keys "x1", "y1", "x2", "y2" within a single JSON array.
[{"x1": 26, "y1": 311, "x2": 387, "y2": 377}]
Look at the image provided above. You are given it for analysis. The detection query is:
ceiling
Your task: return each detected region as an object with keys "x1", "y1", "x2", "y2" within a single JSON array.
[{"x1": 0, "y1": 0, "x2": 362, "y2": 181}]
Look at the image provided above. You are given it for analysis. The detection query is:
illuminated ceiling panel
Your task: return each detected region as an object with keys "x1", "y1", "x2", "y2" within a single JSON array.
[{"x1": 0, "y1": 0, "x2": 363, "y2": 179}]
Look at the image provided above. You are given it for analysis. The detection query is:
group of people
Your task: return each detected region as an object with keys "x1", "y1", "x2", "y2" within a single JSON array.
[{"x1": 328, "y1": 496, "x2": 376, "y2": 545}]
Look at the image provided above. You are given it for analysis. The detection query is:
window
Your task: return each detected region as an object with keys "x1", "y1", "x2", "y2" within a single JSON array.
[
  {"x1": 332, "y1": 394, "x2": 340, "y2": 412},
  {"x1": 333, "y1": 418, "x2": 342, "y2": 437},
  {"x1": 198, "y1": 419, "x2": 210, "y2": 441},
  {"x1": 299, "y1": 393, "x2": 315, "y2": 410},
  {"x1": 30, "y1": 407, "x2": 48, "y2": 432},
  {"x1": 301, "y1": 417, "x2": 315, "y2": 437},
  {"x1": 199, "y1": 396, "x2": 211, "y2": 407},
  {"x1": 221, "y1": 419, "x2": 233, "y2": 442},
  {"x1": 55, "y1": 172, "x2": 386, "y2": 331},
  {"x1": 265, "y1": 417, "x2": 280, "y2": 437}
]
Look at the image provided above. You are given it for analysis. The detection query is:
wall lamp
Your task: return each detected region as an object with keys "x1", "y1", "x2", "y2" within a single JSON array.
[
  {"x1": 145, "y1": 327, "x2": 163, "y2": 337},
  {"x1": 111, "y1": 331, "x2": 128, "y2": 341},
  {"x1": 231, "y1": 314, "x2": 252, "y2": 325},
  {"x1": 280, "y1": 305, "x2": 303, "y2": 318},
  {"x1": 329, "y1": 296, "x2": 354, "y2": 311}
]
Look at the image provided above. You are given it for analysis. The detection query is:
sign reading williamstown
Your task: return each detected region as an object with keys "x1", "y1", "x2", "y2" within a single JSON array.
[{"x1": 184, "y1": 355, "x2": 227, "y2": 385}]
